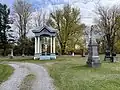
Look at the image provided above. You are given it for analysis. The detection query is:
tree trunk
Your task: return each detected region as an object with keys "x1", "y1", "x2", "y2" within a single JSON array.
[
  {"x1": 3, "y1": 48, "x2": 6, "y2": 56},
  {"x1": 60, "y1": 42, "x2": 66, "y2": 55},
  {"x1": 61, "y1": 45, "x2": 66, "y2": 55},
  {"x1": 81, "y1": 49, "x2": 85, "y2": 57},
  {"x1": 61, "y1": 49, "x2": 65, "y2": 55},
  {"x1": 3, "y1": 44, "x2": 7, "y2": 56},
  {"x1": 22, "y1": 45, "x2": 25, "y2": 57},
  {"x1": 22, "y1": 38, "x2": 25, "y2": 57},
  {"x1": 10, "y1": 48, "x2": 13, "y2": 59},
  {"x1": 106, "y1": 34, "x2": 111, "y2": 55}
]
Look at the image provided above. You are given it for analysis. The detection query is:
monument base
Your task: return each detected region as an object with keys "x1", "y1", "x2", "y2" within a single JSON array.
[
  {"x1": 34, "y1": 53, "x2": 56, "y2": 60},
  {"x1": 34, "y1": 53, "x2": 40, "y2": 60},
  {"x1": 86, "y1": 56, "x2": 101, "y2": 68}
]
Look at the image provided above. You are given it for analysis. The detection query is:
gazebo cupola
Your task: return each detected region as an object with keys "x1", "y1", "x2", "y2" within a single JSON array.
[{"x1": 32, "y1": 25, "x2": 57, "y2": 60}]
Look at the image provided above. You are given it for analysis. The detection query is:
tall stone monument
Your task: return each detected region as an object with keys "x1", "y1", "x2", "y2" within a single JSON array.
[{"x1": 86, "y1": 25, "x2": 101, "y2": 67}]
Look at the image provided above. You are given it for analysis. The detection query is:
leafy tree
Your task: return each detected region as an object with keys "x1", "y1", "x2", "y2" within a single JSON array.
[
  {"x1": 48, "y1": 4, "x2": 82, "y2": 55},
  {"x1": 114, "y1": 40, "x2": 120, "y2": 53},
  {"x1": 13, "y1": 37, "x2": 34, "y2": 56},
  {"x1": 0, "y1": 3, "x2": 10, "y2": 56},
  {"x1": 66, "y1": 24, "x2": 85, "y2": 55}
]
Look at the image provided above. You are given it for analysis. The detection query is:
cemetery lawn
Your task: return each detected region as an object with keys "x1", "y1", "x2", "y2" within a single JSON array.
[
  {"x1": 46, "y1": 56, "x2": 120, "y2": 90},
  {"x1": 0, "y1": 64, "x2": 14, "y2": 84},
  {"x1": 1, "y1": 55, "x2": 120, "y2": 90}
]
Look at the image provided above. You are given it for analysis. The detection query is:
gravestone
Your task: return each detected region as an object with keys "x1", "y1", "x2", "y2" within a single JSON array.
[
  {"x1": 104, "y1": 47, "x2": 117, "y2": 62},
  {"x1": 104, "y1": 47, "x2": 111, "y2": 61}
]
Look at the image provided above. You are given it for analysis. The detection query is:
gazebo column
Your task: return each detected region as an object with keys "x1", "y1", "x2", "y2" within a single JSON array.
[
  {"x1": 50, "y1": 36, "x2": 53, "y2": 54},
  {"x1": 53, "y1": 37, "x2": 55, "y2": 54},
  {"x1": 36, "y1": 37, "x2": 38, "y2": 53},
  {"x1": 39, "y1": 36, "x2": 42, "y2": 55},
  {"x1": 38, "y1": 36, "x2": 40, "y2": 53},
  {"x1": 35, "y1": 36, "x2": 37, "y2": 54}
]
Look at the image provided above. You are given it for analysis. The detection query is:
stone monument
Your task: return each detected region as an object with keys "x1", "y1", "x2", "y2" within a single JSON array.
[{"x1": 86, "y1": 25, "x2": 101, "y2": 67}]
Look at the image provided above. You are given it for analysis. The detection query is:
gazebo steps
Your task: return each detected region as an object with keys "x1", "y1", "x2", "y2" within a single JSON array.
[{"x1": 34, "y1": 54, "x2": 56, "y2": 60}]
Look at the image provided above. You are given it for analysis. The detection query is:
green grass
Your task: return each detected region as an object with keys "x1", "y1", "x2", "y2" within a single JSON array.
[
  {"x1": 1, "y1": 55, "x2": 120, "y2": 90},
  {"x1": 20, "y1": 74, "x2": 36, "y2": 90},
  {"x1": 0, "y1": 64, "x2": 14, "y2": 84},
  {"x1": 0, "y1": 56, "x2": 56, "y2": 64},
  {"x1": 45, "y1": 56, "x2": 120, "y2": 90}
]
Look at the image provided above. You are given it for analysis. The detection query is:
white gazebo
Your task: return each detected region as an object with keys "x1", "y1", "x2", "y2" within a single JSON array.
[{"x1": 32, "y1": 25, "x2": 57, "y2": 60}]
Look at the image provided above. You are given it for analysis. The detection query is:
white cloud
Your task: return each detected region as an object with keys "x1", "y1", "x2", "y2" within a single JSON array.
[
  {"x1": 66, "y1": 0, "x2": 120, "y2": 25},
  {"x1": 2, "y1": 0, "x2": 120, "y2": 26},
  {"x1": 31, "y1": 0, "x2": 120, "y2": 26}
]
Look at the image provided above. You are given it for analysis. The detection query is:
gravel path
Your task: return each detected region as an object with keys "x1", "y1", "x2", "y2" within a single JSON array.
[
  {"x1": 0, "y1": 62, "x2": 55, "y2": 90},
  {"x1": 0, "y1": 63, "x2": 29, "y2": 90}
]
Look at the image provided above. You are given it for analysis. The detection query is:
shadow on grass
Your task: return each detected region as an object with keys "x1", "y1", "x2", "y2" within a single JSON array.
[
  {"x1": 71, "y1": 64, "x2": 104, "y2": 72},
  {"x1": 101, "y1": 60, "x2": 120, "y2": 64},
  {"x1": 71, "y1": 65, "x2": 91, "y2": 70}
]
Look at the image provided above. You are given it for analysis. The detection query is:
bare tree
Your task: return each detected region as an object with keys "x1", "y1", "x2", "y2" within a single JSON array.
[
  {"x1": 13, "y1": 0, "x2": 33, "y2": 56},
  {"x1": 95, "y1": 5, "x2": 120, "y2": 53},
  {"x1": 33, "y1": 9, "x2": 47, "y2": 27}
]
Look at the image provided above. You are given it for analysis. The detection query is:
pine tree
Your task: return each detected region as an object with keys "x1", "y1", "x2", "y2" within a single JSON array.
[{"x1": 0, "y1": 3, "x2": 10, "y2": 56}]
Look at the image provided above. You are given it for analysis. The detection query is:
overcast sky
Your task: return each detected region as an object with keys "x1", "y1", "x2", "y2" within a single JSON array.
[{"x1": 0, "y1": 0, "x2": 120, "y2": 26}]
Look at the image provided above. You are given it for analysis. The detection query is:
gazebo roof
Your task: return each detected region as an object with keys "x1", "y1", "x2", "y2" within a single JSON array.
[
  {"x1": 32, "y1": 25, "x2": 58, "y2": 37},
  {"x1": 33, "y1": 25, "x2": 57, "y2": 32}
]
